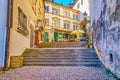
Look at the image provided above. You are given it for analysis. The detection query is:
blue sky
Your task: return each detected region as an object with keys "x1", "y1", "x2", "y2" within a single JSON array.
[{"x1": 54, "y1": 0, "x2": 73, "y2": 6}]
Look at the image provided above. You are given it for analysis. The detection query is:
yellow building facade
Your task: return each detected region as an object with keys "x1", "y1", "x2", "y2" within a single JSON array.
[
  {"x1": 7, "y1": 0, "x2": 45, "y2": 67},
  {"x1": 44, "y1": 1, "x2": 80, "y2": 42},
  {"x1": 29, "y1": 0, "x2": 45, "y2": 45}
]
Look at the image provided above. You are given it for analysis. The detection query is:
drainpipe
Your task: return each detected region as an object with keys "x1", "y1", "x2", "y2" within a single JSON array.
[{"x1": 4, "y1": 0, "x2": 13, "y2": 69}]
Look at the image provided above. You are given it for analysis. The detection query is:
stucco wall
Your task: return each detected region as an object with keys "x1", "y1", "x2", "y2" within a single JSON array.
[
  {"x1": 90, "y1": 0, "x2": 120, "y2": 78},
  {"x1": 10, "y1": 29, "x2": 30, "y2": 56},
  {"x1": 10, "y1": 0, "x2": 36, "y2": 56},
  {"x1": 73, "y1": 0, "x2": 90, "y2": 16}
]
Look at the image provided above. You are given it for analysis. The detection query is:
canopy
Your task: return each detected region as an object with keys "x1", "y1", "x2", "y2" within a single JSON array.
[{"x1": 70, "y1": 30, "x2": 85, "y2": 35}]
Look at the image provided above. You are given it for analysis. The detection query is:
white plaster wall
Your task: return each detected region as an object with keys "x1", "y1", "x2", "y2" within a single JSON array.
[
  {"x1": 73, "y1": 0, "x2": 90, "y2": 16},
  {"x1": 90, "y1": 0, "x2": 102, "y2": 23}
]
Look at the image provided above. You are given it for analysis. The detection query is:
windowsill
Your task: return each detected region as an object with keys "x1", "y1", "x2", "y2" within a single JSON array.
[{"x1": 16, "y1": 28, "x2": 29, "y2": 37}]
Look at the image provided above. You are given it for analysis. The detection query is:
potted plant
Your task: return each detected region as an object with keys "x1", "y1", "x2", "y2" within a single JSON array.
[
  {"x1": 89, "y1": 42, "x2": 93, "y2": 48},
  {"x1": 86, "y1": 42, "x2": 93, "y2": 48}
]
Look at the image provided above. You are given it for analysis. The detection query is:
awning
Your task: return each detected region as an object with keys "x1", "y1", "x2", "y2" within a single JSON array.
[
  {"x1": 70, "y1": 30, "x2": 85, "y2": 35},
  {"x1": 54, "y1": 27, "x2": 72, "y2": 34}
]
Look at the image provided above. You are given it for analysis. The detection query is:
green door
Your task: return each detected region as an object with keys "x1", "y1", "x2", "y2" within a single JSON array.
[
  {"x1": 59, "y1": 33, "x2": 64, "y2": 39},
  {"x1": 54, "y1": 32, "x2": 57, "y2": 42},
  {"x1": 44, "y1": 32, "x2": 48, "y2": 42}
]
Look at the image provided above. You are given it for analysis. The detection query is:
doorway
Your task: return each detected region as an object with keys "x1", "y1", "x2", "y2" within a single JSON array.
[
  {"x1": 30, "y1": 28, "x2": 34, "y2": 47},
  {"x1": 44, "y1": 32, "x2": 48, "y2": 42}
]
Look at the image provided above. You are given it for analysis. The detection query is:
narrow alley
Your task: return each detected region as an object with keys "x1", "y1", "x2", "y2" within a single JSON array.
[{"x1": 0, "y1": 0, "x2": 120, "y2": 80}]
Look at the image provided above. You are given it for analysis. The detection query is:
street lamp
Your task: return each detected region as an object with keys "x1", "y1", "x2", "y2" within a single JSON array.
[
  {"x1": 83, "y1": 12, "x2": 90, "y2": 42},
  {"x1": 83, "y1": 11, "x2": 87, "y2": 20},
  {"x1": 38, "y1": 19, "x2": 42, "y2": 27},
  {"x1": 37, "y1": 19, "x2": 44, "y2": 42}
]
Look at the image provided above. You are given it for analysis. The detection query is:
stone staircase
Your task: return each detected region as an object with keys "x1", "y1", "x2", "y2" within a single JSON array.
[
  {"x1": 38, "y1": 41, "x2": 87, "y2": 48},
  {"x1": 23, "y1": 48, "x2": 101, "y2": 67}
]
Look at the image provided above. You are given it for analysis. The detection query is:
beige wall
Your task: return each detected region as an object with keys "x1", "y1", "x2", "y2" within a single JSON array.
[
  {"x1": 10, "y1": 0, "x2": 36, "y2": 56},
  {"x1": 10, "y1": 30, "x2": 30, "y2": 56}
]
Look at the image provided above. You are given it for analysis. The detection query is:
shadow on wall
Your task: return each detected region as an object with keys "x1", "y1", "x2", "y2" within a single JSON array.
[
  {"x1": 90, "y1": 0, "x2": 120, "y2": 78},
  {"x1": 0, "y1": 27, "x2": 7, "y2": 69}
]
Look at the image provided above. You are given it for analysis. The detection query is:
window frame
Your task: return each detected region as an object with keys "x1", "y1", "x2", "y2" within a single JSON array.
[
  {"x1": 17, "y1": 7, "x2": 29, "y2": 36},
  {"x1": 45, "y1": 6, "x2": 49, "y2": 12}
]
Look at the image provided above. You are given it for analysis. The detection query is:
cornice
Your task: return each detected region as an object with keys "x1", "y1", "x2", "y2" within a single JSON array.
[{"x1": 45, "y1": 12, "x2": 79, "y2": 22}]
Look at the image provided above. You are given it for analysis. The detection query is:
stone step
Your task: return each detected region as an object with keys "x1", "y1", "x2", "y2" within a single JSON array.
[
  {"x1": 23, "y1": 55, "x2": 98, "y2": 58},
  {"x1": 38, "y1": 41, "x2": 87, "y2": 48},
  {"x1": 39, "y1": 42, "x2": 87, "y2": 48},
  {"x1": 23, "y1": 47, "x2": 101, "y2": 67},
  {"x1": 23, "y1": 62, "x2": 101, "y2": 66},
  {"x1": 23, "y1": 58, "x2": 100, "y2": 62},
  {"x1": 52, "y1": 46, "x2": 85, "y2": 47},
  {"x1": 25, "y1": 52, "x2": 96, "y2": 55},
  {"x1": 25, "y1": 49, "x2": 96, "y2": 54},
  {"x1": 23, "y1": 54, "x2": 98, "y2": 57},
  {"x1": 23, "y1": 57, "x2": 99, "y2": 61}
]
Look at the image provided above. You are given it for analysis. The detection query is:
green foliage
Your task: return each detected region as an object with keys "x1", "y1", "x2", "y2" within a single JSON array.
[
  {"x1": 86, "y1": 42, "x2": 93, "y2": 48},
  {"x1": 22, "y1": 48, "x2": 35, "y2": 56},
  {"x1": 105, "y1": 68, "x2": 120, "y2": 80}
]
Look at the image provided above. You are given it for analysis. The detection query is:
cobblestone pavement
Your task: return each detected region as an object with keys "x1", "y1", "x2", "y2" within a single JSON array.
[{"x1": 0, "y1": 66, "x2": 115, "y2": 80}]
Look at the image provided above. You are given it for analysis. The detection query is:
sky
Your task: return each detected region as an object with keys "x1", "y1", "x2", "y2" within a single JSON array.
[{"x1": 54, "y1": 0, "x2": 73, "y2": 6}]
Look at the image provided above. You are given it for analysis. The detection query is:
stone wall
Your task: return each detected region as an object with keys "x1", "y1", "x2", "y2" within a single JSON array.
[{"x1": 90, "y1": 0, "x2": 120, "y2": 78}]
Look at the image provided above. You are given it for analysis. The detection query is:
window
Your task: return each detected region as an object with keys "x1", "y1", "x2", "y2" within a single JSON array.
[
  {"x1": 18, "y1": 7, "x2": 29, "y2": 36},
  {"x1": 45, "y1": 19, "x2": 49, "y2": 25},
  {"x1": 64, "y1": 23, "x2": 67, "y2": 29},
  {"x1": 64, "y1": 23, "x2": 70, "y2": 29},
  {"x1": 52, "y1": 21, "x2": 60, "y2": 27},
  {"x1": 76, "y1": 15, "x2": 78, "y2": 20},
  {"x1": 64, "y1": 11, "x2": 70, "y2": 18},
  {"x1": 56, "y1": 21, "x2": 60, "y2": 27},
  {"x1": 77, "y1": 3, "x2": 80, "y2": 9},
  {"x1": 73, "y1": 14, "x2": 79, "y2": 20},
  {"x1": 64, "y1": 11, "x2": 67, "y2": 16},
  {"x1": 81, "y1": 0, "x2": 83, "y2": 5},
  {"x1": 52, "y1": 21, "x2": 56, "y2": 27},
  {"x1": 73, "y1": 25, "x2": 77, "y2": 30},
  {"x1": 52, "y1": 8, "x2": 59, "y2": 15},
  {"x1": 67, "y1": 24, "x2": 70, "y2": 29},
  {"x1": 45, "y1": 6, "x2": 49, "y2": 12}
]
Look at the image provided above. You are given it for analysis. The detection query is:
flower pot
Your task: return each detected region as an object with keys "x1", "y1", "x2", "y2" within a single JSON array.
[{"x1": 90, "y1": 45, "x2": 93, "y2": 48}]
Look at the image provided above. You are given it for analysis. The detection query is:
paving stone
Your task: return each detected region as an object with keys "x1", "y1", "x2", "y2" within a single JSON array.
[{"x1": 0, "y1": 66, "x2": 115, "y2": 80}]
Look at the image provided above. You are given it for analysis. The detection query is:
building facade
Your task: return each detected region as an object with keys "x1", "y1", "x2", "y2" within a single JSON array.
[
  {"x1": 44, "y1": 0, "x2": 80, "y2": 42},
  {"x1": 90, "y1": 0, "x2": 120, "y2": 78},
  {"x1": 5, "y1": 0, "x2": 45, "y2": 68},
  {"x1": 29, "y1": 0, "x2": 45, "y2": 45},
  {"x1": 72, "y1": 0, "x2": 90, "y2": 40},
  {"x1": 72, "y1": 0, "x2": 90, "y2": 16}
]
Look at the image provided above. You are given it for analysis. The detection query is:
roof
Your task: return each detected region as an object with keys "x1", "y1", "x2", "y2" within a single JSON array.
[{"x1": 72, "y1": 0, "x2": 79, "y2": 8}]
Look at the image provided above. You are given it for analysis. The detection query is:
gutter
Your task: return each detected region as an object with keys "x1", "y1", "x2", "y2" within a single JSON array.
[{"x1": 4, "y1": 0, "x2": 13, "y2": 69}]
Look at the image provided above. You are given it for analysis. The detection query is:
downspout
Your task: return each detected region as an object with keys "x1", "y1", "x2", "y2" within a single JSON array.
[{"x1": 4, "y1": 0, "x2": 13, "y2": 69}]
